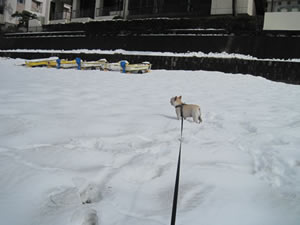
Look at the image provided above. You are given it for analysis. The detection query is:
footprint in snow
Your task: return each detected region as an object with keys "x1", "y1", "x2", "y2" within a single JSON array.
[
  {"x1": 72, "y1": 178, "x2": 102, "y2": 205},
  {"x1": 240, "y1": 121, "x2": 257, "y2": 134},
  {"x1": 80, "y1": 183, "x2": 102, "y2": 205},
  {"x1": 71, "y1": 208, "x2": 99, "y2": 225},
  {"x1": 49, "y1": 187, "x2": 80, "y2": 207}
]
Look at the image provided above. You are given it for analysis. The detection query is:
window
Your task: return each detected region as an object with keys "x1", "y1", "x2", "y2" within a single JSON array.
[
  {"x1": 0, "y1": 0, "x2": 5, "y2": 14},
  {"x1": 31, "y1": 0, "x2": 42, "y2": 13},
  {"x1": 279, "y1": 7, "x2": 288, "y2": 11}
]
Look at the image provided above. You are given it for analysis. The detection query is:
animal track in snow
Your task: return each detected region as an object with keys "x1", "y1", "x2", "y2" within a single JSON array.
[
  {"x1": 48, "y1": 187, "x2": 80, "y2": 208},
  {"x1": 63, "y1": 138, "x2": 104, "y2": 151},
  {"x1": 72, "y1": 177, "x2": 103, "y2": 205},
  {"x1": 179, "y1": 182, "x2": 215, "y2": 212},
  {"x1": 71, "y1": 208, "x2": 99, "y2": 225},
  {"x1": 47, "y1": 185, "x2": 100, "y2": 225},
  {"x1": 240, "y1": 121, "x2": 257, "y2": 134},
  {"x1": 80, "y1": 183, "x2": 102, "y2": 205}
]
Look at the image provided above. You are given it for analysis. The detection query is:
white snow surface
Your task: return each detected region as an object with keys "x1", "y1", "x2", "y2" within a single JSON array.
[
  {"x1": 1, "y1": 49, "x2": 300, "y2": 62},
  {"x1": 0, "y1": 57, "x2": 300, "y2": 225}
]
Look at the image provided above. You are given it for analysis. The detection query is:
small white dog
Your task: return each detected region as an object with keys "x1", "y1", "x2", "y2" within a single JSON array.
[{"x1": 170, "y1": 96, "x2": 202, "y2": 123}]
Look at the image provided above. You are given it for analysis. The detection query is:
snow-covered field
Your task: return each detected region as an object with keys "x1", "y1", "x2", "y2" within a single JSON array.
[{"x1": 0, "y1": 57, "x2": 300, "y2": 225}]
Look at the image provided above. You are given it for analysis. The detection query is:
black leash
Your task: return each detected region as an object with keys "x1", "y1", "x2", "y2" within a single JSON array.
[{"x1": 170, "y1": 105, "x2": 184, "y2": 225}]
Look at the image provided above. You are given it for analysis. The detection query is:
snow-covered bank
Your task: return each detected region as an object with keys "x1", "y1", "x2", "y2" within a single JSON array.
[
  {"x1": 0, "y1": 58, "x2": 300, "y2": 225},
  {"x1": 1, "y1": 49, "x2": 300, "y2": 63}
]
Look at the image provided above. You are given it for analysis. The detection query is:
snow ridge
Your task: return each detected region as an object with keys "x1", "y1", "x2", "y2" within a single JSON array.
[{"x1": 1, "y1": 49, "x2": 300, "y2": 62}]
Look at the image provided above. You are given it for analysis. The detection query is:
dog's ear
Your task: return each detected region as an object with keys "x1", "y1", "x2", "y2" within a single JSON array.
[
  {"x1": 174, "y1": 96, "x2": 177, "y2": 101},
  {"x1": 179, "y1": 96, "x2": 182, "y2": 99}
]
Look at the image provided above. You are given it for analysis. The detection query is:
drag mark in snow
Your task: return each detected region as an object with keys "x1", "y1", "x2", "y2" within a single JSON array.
[
  {"x1": 0, "y1": 147, "x2": 64, "y2": 172},
  {"x1": 179, "y1": 183, "x2": 215, "y2": 212},
  {"x1": 238, "y1": 141, "x2": 300, "y2": 202},
  {"x1": 252, "y1": 150, "x2": 296, "y2": 188},
  {"x1": 41, "y1": 186, "x2": 100, "y2": 225},
  {"x1": 71, "y1": 208, "x2": 99, "y2": 225}
]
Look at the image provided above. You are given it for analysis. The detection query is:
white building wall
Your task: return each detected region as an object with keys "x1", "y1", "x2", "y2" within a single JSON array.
[
  {"x1": 247, "y1": 0, "x2": 256, "y2": 15},
  {"x1": 1, "y1": 0, "x2": 50, "y2": 25},
  {"x1": 211, "y1": 0, "x2": 256, "y2": 15},
  {"x1": 25, "y1": 0, "x2": 49, "y2": 18},
  {"x1": 263, "y1": 12, "x2": 300, "y2": 30},
  {"x1": 24, "y1": 0, "x2": 32, "y2": 12},
  {"x1": 72, "y1": 0, "x2": 80, "y2": 12},
  {"x1": 44, "y1": 0, "x2": 51, "y2": 24},
  {"x1": 3, "y1": 0, "x2": 18, "y2": 25}
]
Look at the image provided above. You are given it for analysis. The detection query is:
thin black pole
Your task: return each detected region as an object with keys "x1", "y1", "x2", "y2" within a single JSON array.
[
  {"x1": 232, "y1": 0, "x2": 236, "y2": 16},
  {"x1": 271, "y1": 0, "x2": 274, "y2": 12},
  {"x1": 170, "y1": 146, "x2": 182, "y2": 225}
]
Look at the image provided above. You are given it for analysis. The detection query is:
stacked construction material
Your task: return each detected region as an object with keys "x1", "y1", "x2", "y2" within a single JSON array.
[{"x1": 24, "y1": 57, "x2": 151, "y2": 74}]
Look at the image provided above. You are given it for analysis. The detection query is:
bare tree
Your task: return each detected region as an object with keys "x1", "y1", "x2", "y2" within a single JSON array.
[{"x1": 12, "y1": 10, "x2": 37, "y2": 32}]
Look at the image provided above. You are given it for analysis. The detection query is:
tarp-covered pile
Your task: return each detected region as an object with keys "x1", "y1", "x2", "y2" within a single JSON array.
[{"x1": 24, "y1": 57, "x2": 151, "y2": 74}]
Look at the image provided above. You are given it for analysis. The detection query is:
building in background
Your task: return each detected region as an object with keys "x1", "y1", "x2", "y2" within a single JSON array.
[
  {"x1": 264, "y1": 0, "x2": 300, "y2": 30},
  {"x1": 266, "y1": 0, "x2": 300, "y2": 12},
  {"x1": 49, "y1": 0, "x2": 72, "y2": 23},
  {"x1": 0, "y1": 0, "x2": 51, "y2": 28},
  {"x1": 0, "y1": 0, "x2": 5, "y2": 25},
  {"x1": 211, "y1": 0, "x2": 256, "y2": 15},
  {"x1": 48, "y1": 0, "x2": 261, "y2": 24},
  {"x1": 2, "y1": 1, "x2": 276, "y2": 29}
]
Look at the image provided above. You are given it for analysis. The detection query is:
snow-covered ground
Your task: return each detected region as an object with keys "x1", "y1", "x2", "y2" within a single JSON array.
[
  {"x1": 0, "y1": 57, "x2": 300, "y2": 225},
  {"x1": 1, "y1": 49, "x2": 300, "y2": 62}
]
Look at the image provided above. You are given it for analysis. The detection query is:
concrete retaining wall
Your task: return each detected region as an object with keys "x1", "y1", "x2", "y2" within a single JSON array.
[
  {"x1": 1, "y1": 35, "x2": 300, "y2": 59},
  {"x1": 1, "y1": 51, "x2": 299, "y2": 85}
]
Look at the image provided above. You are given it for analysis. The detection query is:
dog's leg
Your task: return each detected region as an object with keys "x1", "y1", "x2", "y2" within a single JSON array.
[
  {"x1": 176, "y1": 108, "x2": 181, "y2": 120},
  {"x1": 192, "y1": 115, "x2": 198, "y2": 123},
  {"x1": 176, "y1": 112, "x2": 180, "y2": 120},
  {"x1": 198, "y1": 116, "x2": 202, "y2": 123},
  {"x1": 193, "y1": 113, "x2": 202, "y2": 123},
  {"x1": 197, "y1": 108, "x2": 202, "y2": 123}
]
